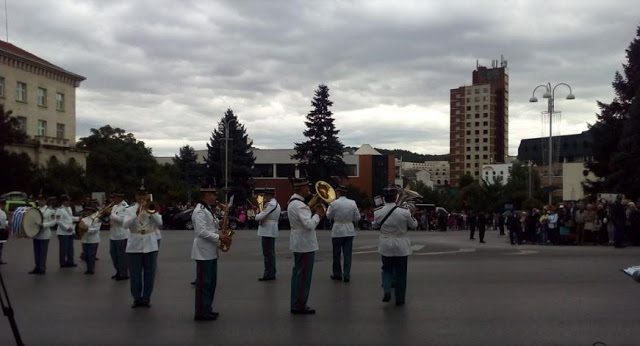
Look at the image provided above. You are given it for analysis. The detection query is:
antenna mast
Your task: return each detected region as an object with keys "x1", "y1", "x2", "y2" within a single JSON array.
[{"x1": 4, "y1": 0, "x2": 8, "y2": 42}]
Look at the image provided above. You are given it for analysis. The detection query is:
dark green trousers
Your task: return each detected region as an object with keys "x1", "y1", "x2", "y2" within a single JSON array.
[
  {"x1": 290, "y1": 252, "x2": 315, "y2": 310},
  {"x1": 195, "y1": 259, "x2": 218, "y2": 317},
  {"x1": 261, "y1": 237, "x2": 276, "y2": 279},
  {"x1": 109, "y1": 239, "x2": 128, "y2": 277},
  {"x1": 381, "y1": 255, "x2": 408, "y2": 304},
  {"x1": 128, "y1": 251, "x2": 158, "y2": 304}
]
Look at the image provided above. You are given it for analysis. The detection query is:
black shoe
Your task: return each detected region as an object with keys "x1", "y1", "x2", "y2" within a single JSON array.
[
  {"x1": 111, "y1": 274, "x2": 118, "y2": 279},
  {"x1": 480, "y1": 241, "x2": 486, "y2": 243},
  {"x1": 28, "y1": 269, "x2": 39, "y2": 274},
  {"x1": 382, "y1": 293, "x2": 391, "y2": 302},
  {"x1": 115, "y1": 275, "x2": 129, "y2": 281},
  {"x1": 0, "y1": 261, "x2": 6, "y2": 265},
  {"x1": 291, "y1": 307, "x2": 316, "y2": 314},
  {"x1": 131, "y1": 301, "x2": 143, "y2": 308},
  {"x1": 190, "y1": 281, "x2": 196, "y2": 286},
  {"x1": 258, "y1": 277, "x2": 275, "y2": 281},
  {"x1": 343, "y1": 278, "x2": 350, "y2": 283},
  {"x1": 330, "y1": 275, "x2": 343, "y2": 281},
  {"x1": 84, "y1": 271, "x2": 94, "y2": 275},
  {"x1": 194, "y1": 314, "x2": 218, "y2": 321},
  {"x1": 396, "y1": 301, "x2": 405, "y2": 306},
  {"x1": 140, "y1": 301, "x2": 151, "y2": 308},
  {"x1": 470, "y1": 238, "x2": 475, "y2": 240},
  {"x1": 69, "y1": 263, "x2": 78, "y2": 267}
]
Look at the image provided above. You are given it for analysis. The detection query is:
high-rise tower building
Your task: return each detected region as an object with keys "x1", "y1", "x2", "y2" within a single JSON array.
[{"x1": 449, "y1": 57, "x2": 509, "y2": 187}]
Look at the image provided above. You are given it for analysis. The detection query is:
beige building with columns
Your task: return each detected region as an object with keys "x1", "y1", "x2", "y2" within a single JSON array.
[{"x1": 0, "y1": 40, "x2": 87, "y2": 168}]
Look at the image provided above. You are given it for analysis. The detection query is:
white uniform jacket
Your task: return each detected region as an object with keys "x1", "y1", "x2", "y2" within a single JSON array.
[
  {"x1": 327, "y1": 196, "x2": 360, "y2": 238},
  {"x1": 191, "y1": 203, "x2": 220, "y2": 261},
  {"x1": 287, "y1": 194, "x2": 320, "y2": 253},
  {"x1": 373, "y1": 203, "x2": 418, "y2": 257},
  {"x1": 255, "y1": 198, "x2": 281, "y2": 238},
  {"x1": 0, "y1": 209, "x2": 7, "y2": 229},
  {"x1": 109, "y1": 201, "x2": 130, "y2": 241},
  {"x1": 55, "y1": 206, "x2": 79, "y2": 236},
  {"x1": 123, "y1": 204, "x2": 161, "y2": 254},
  {"x1": 81, "y1": 217, "x2": 101, "y2": 244},
  {"x1": 35, "y1": 206, "x2": 57, "y2": 240}
]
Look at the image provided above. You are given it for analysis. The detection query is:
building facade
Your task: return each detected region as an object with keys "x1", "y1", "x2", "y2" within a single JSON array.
[
  {"x1": 450, "y1": 58, "x2": 509, "y2": 187},
  {"x1": 481, "y1": 163, "x2": 513, "y2": 185},
  {"x1": 0, "y1": 40, "x2": 87, "y2": 167},
  {"x1": 401, "y1": 160, "x2": 450, "y2": 186}
]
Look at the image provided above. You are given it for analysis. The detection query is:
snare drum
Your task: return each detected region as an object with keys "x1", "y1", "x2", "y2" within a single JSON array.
[{"x1": 11, "y1": 206, "x2": 43, "y2": 238}]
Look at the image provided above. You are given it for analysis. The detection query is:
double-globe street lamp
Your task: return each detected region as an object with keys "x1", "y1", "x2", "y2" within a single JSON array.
[
  {"x1": 529, "y1": 82, "x2": 575, "y2": 205},
  {"x1": 219, "y1": 118, "x2": 236, "y2": 205}
]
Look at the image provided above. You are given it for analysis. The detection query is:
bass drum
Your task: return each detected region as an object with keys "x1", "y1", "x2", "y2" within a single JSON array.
[{"x1": 11, "y1": 206, "x2": 43, "y2": 238}]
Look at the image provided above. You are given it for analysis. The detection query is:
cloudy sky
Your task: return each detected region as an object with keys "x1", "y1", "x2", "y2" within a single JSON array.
[{"x1": 5, "y1": 0, "x2": 640, "y2": 157}]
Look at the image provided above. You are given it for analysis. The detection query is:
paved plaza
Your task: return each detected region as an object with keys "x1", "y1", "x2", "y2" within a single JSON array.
[{"x1": 1, "y1": 229, "x2": 639, "y2": 345}]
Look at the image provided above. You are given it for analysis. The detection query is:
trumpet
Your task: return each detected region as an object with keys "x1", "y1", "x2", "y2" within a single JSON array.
[{"x1": 308, "y1": 181, "x2": 336, "y2": 215}]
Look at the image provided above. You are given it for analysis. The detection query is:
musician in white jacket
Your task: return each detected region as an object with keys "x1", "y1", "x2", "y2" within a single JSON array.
[
  {"x1": 124, "y1": 185, "x2": 162, "y2": 308},
  {"x1": 55, "y1": 195, "x2": 79, "y2": 268},
  {"x1": 287, "y1": 178, "x2": 325, "y2": 315},
  {"x1": 255, "y1": 188, "x2": 281, "y2": 281},
  {"x1": 81, "y1": 207, "x2": 102, "y2": 275},
  {"x1": 326, "y1": 185, "x2": 360, "y2": 283},
  {"x1": 191, "y1": 186, "x2": 230, "y2": 321},
  {"x1": 30, "y1": 196, "x2": 57, "y2": 274},
  {"x1": 373, "y1": 185, "x2": 418, "y2": 307},
  {"x1": 109, "y1": 193, "x2": 130, "y2": 280}
]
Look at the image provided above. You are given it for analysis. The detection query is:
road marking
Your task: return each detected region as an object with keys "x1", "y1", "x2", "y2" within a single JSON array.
[
  {"x1": 411, "y1": 245, "x2": 424, "y2": 251},
  {"x1": 413, "y1": 248, "x2": 476, "y2": 256},
  {"x1": 505, "y1": 249, "x2": 539, "y2": 255}
]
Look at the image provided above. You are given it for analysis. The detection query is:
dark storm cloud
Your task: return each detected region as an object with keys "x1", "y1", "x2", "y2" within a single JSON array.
[{"x1": 5, "y1": 0, "x2": 640, "y2": 156}]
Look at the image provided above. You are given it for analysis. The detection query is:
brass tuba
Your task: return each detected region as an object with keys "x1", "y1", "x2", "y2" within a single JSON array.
[
  {"x1": 397, "y1": 186, "x2": 422, "y2": 215},
  {"x1": 255, "y1": 194, "x2": 265, "y2": 212},
  {"x1": 308, "y1": 181, "x2": 336, "y2": 214}
]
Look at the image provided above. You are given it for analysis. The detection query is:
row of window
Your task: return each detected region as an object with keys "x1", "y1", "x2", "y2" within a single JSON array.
[
  {"x1": 467, "y1": 146, "x2": 489, "y2": 152},
  {"x1": 467, "y1": 138, "x2": 489, "y2": 144},
  {"x1": 0, "y1": 76, "x2": 65, "y2": 110},
  {"x1": 255, "y1": 164, "x2": 358, "y2": 178},
  {"x1": 466, "y1": 87, "x2": 489, "y2": 95},
  {"x1": 15, "y1": 116, "x2": 65, "y2": 138},
  {"x1": 466, "y1": 104, "x2": 489, "y2": 111},
  {"x1": 466, "y1": 129, "x2": 489, "y2": 135}
]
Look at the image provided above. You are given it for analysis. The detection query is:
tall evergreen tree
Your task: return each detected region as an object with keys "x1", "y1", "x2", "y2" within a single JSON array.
[
  {"x1": 173, "y1": 144, "x2": 204, "y2": 186},
  {"x1": 586, "y1": 26, "x2": 640, "y2": 195},
  {"x1": 293, "y1": 84, "x2": 346, "y2": 183},
  {"x1": 206, "y1": 109, "x2": 255, "y2": 201}
]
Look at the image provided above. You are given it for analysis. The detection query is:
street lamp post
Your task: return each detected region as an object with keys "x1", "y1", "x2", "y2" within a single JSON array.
[
  {"x1": 219, "y1": 118, "x2": 236, "y2": 205},
  {"x1": 529, "y1": 82, "x2": 575, "y2": 205}
]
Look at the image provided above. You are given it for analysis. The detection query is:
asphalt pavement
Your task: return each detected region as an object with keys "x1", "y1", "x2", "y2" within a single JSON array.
[{"x1": 0, "y1": 228, "x2": 639, "y2": 345}]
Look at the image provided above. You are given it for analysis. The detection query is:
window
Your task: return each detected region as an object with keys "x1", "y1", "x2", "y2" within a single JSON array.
[
  {"x1": 466, "y1": 122, "x2": 471, "y2": 127},
  {"x1": 483, "y1": 87, "x2": 488, "y2": 93},
  {"x1": 475, "y1": 130, "x2": 480, "y2": 135},
  {"x1": 16, "y1": 116, "x2": 26, "y2": 132},
  {"x1": 56, "y1": 93, "x2": 65, "y2": 110},
  {"x1": 483, "y1": 155, "x2": 488, "y2": 159},
  {"x1": 346, "y1": 164, "x2": 358, "y2": 176},
  {"x1": 483, "y1": 138, "x2": 488, "y2": 143},
  {"x1": 475, "y1": 97, "x2": 480, "y2": 102},
  {"x1": 466, "y1": 130, "x2": 470, "y2": 135},
  {"x1": 483, "y1": 105, "x2": 488, "y2": 110},
  {"x1": 37, "y1": 120, "x2": 47, "y2": 136},
  {"x1": 276, "y1": 164, "x2": 296, "y2": 178},
  {"x1": 475, "y1": 138, "x2": 479, "y2": 143},
  {"x1": 37, "y1": 87, "x2": 47, "y2": 106},
  {"x1": 466, "y1": 147, "x2": 471, "y2": 151},
  {"x1": 483, "y1": 113, "x2": 488, "y2": 117},
  {"x1": 17, "y1": 82, "x2": 27, "y2": 102},
  {"x1": 466, "y1": 106, "x2": 471, "y2": 111},
  {"x1": 0, "y1": 76, "x2": 4, "y2": 96},
  {"x1": 483, "y1": 130, "x2": 488, "y2": 134},
  {"x1": 483, "y1": 96, "x2": 488, "y2": 101},
  {"x1": 466, "y1": 98, "x2": 470, "y2": 102},
  {"x1": 475, "y1": 163, "x2": 479, "y2": 167},
  {"x1": 475, "y1": 146, "x2": 479, "y2": 151},
  {"x1": 474, "y1": 105, "x2": 479, "y2": 110},
  {"x1": 483, "y1": 146, "x2": 488, "y2": 151},
  {"x1": 475, "y1": 171, "x2": 479, "y2": 176},
  {"x1": 466, "y1": 155, "x2": 470, "y2": 160},
  {"x1": 475, "y1": 155, "x2": 479, "y2": 159},
  {"x1": 56, "y1": 123, "x2": 65, "y2": 139},
  {"x1": 466, "y1": 89, "x2": 471, "y2": 95},
  {"x1": 475, "y1": 114, "x2": 480, "y2": 119},
  {"x1": 483, "y1": 121, "x2": 488, "y2": 126},
  {"x1": 466, "y1": 171, "x2": 471, "y2": 175},
  {"x1": 466, "y1": 139, "x2": 470, "y2": 144},
  {"x1": 475, "y1": 122, "x2": 479, "y2": 126},
  {"x1": 466, "y1": 163, "x2": 470, "y2": 168},
  {"x1": 254, "y1": 164, "x2": 274, "y2": 178},
  {"x1": 475, "y1": 89, "x2": 480, "y2": 94}
]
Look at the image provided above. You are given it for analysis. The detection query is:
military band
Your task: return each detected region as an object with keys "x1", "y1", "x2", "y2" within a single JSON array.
[
  {"x1": 56, "y1": 195, "x2": 79, "y2": 268},
  {"x1": 81, "y1": 207, "x2": 102, "y2": 275},
  {"x1": 373, "y1": 185, "x2": 418, "y2": 306},
  {"x1": 124, "y1": 185, "x2": 162, "y2": 308},
  {"x1": 287, "y1": 178, "x2": 325, "y2": 314},
  {"x1": 255, "y1": 188, "x2": 280, "y2": 281},
  {"x1": 109, "y1": 192, "x2": 130, "y2": 280},
  {"x1": 30, "y1": 195, "x2": 56, "y2": 274},
  {"x1": 326, "y1": 185, "x2": 360, "y2": 283}
]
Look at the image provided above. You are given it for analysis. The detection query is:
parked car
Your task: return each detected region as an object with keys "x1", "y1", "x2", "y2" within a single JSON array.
[{"x1": 170, "y1": 208, "x2": 245, "y2": 230}]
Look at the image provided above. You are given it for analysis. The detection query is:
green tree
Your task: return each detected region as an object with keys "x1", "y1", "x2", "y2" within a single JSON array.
[
  {"x1": 34, "y1": 157, "x2": 87, "y2": 200},
  {"x1": 586, "y1": 26, "x2": 640, "y2": 196},
  {"x1": 0, "y1": 104, "x2": 26, "y2": 149},
  {"x1": 458, "y1": 174, "x2": 475, "y2": 189},
  {"x1": 293, "y1": 84, "x2": 346, "y2": 182},
  {"x1": 0, "y1": 103, "x2": 33, "y2": 194},
  {"x1": 205, "y1": 109, "x2": 256, "y2": 201},
  {"x1": 77, "y1": 125, "x2": 157, "y2": 195}
]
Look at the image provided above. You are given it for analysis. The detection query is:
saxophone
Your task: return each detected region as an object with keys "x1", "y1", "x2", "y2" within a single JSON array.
[{"x1": 218, "y1": 199, "x2": 234, "y2": 252}]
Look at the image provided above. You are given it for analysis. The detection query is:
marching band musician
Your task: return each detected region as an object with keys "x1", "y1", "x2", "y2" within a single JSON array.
[
  {"x1": 29, "y1": 196, "x2": 57, "y2": 274},
  {"x1": 326, "y1": 185, "x2": 360, "y2": 283},
  {"x1": 56, "y1": 195, "x2": 79, "y2": 268},
  {"x1": 124, "y1": 184, "x2": 162, "y2": 308},
  {"x1": 373, "y1": 185, "x2": 418, "y2": 307},
  {"x1": 109, "y1": 192, "x2": 130, "y2": 281},
  {"x1": 0, "y1": 198, "x2": 7, "y2": 265},
  {"x1": 81, "y1": 206, "x2": 101, "y2": 275},
  {"x1": 191, "y1": 186, "x2": 231, "y2": 321},
  {"x1": 287, "y1": 178, "x2": 325, "y2": 315},
  {"x1": 255, "y1": 188, "x2": 281, "y2": 281}
]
